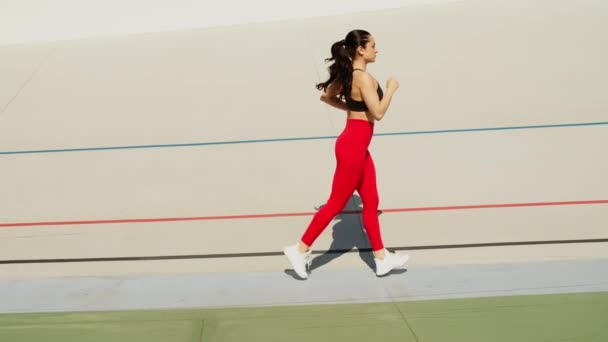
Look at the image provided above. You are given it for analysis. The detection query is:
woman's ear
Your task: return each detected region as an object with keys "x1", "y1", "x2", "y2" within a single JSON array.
[{"x1": 356, "y1": 46, "x2": 365, "y2": 56}]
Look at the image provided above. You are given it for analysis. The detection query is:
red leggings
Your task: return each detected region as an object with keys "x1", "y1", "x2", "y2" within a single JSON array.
[{"x1": 301, "y1": 119, "x2": 384, "y2": 251}]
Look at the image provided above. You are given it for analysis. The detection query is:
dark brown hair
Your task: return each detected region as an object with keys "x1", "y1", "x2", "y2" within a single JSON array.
[{"x1": 315, "y1": 29, "x2": 371, "y2": 102}]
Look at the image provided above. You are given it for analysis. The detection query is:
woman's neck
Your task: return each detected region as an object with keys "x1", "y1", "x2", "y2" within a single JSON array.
[{"x1": 352, "y1": 61, "x2": 367, "y2": 71}]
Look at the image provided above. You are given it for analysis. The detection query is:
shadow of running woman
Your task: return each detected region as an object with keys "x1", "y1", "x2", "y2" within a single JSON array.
[
  {"x1": 308, "y1": 193, "x2": 378, "y2": 273},
  {"x1": 283, "y1": 193, "x2": 407, "y2": 279}
]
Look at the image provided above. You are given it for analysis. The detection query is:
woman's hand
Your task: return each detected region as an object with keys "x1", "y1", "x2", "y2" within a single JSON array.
[
  {"x1": 386, "y1": 77, "x2": 399, "y2": 93},
  {"x1": 320, "y1": 82, "x2": 349, "y2": 111}
]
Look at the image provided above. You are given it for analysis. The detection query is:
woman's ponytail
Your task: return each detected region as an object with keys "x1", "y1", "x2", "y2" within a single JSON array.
[{"x1": 315, "y1": 30, "x2": 371, "y2": 102}]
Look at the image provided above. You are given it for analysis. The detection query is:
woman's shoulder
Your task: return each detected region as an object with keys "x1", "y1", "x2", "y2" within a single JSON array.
[{"x1": 352, "y1": 70, "x2": 376, "y2": 87}]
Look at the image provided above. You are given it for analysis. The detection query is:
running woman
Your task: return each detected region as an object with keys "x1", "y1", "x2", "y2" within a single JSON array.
[{"x1": 283, "y1": 29, "x2": 410, "y2": 279}]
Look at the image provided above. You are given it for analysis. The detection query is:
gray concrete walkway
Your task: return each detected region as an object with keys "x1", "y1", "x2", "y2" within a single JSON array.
[{"x1": 2, "y1": 258, "x2": 607, "y2": 314}]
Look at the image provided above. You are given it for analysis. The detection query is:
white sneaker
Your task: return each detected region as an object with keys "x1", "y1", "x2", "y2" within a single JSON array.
[
  {"x1": 283, "y1": 244, "x2": 312, "y2": 279},
  {"x1": 374, "y1": 248, "x2": 409, "y2": 276}
]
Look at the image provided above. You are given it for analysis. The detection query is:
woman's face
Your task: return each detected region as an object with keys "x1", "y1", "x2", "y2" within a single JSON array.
[{"x1": 358, "y1": 35, "x2": 378, "y2": 63}]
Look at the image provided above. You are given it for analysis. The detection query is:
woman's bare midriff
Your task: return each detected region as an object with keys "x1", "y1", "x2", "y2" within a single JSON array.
[{"x1": 347, "y1": 111, "x2": 374, "y2": 123}]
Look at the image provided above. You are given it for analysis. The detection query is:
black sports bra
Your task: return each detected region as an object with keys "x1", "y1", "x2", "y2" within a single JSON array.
[{"x1": 346, "y1": 68, "x2": 384, "y2": 112}]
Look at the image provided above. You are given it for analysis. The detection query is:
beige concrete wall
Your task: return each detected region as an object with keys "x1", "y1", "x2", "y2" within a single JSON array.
[
  {"x1": 0, "y1": 0, "x2": 461, "y2": 46},
  {"x1": 0, "y1": 0, "x2": 607, "y2": 278}
]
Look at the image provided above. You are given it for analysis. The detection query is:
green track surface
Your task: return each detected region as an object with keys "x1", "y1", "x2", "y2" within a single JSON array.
[{"x1": 1, "y1": 291, "x2": 607, "y2": 341}]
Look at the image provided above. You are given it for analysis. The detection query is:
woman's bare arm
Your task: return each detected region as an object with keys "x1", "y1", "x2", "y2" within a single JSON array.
[{"x1": 358, "y1": 73, "x2": 398, "y2": 121}]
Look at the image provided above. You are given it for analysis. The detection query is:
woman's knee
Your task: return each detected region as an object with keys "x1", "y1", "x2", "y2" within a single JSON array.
[
  {"x1": 361, "y1": 192, "x2": 379, "y2": 209},
  {"x1": 325, "y1": 194, "x2": 351, "y2": 213}
]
